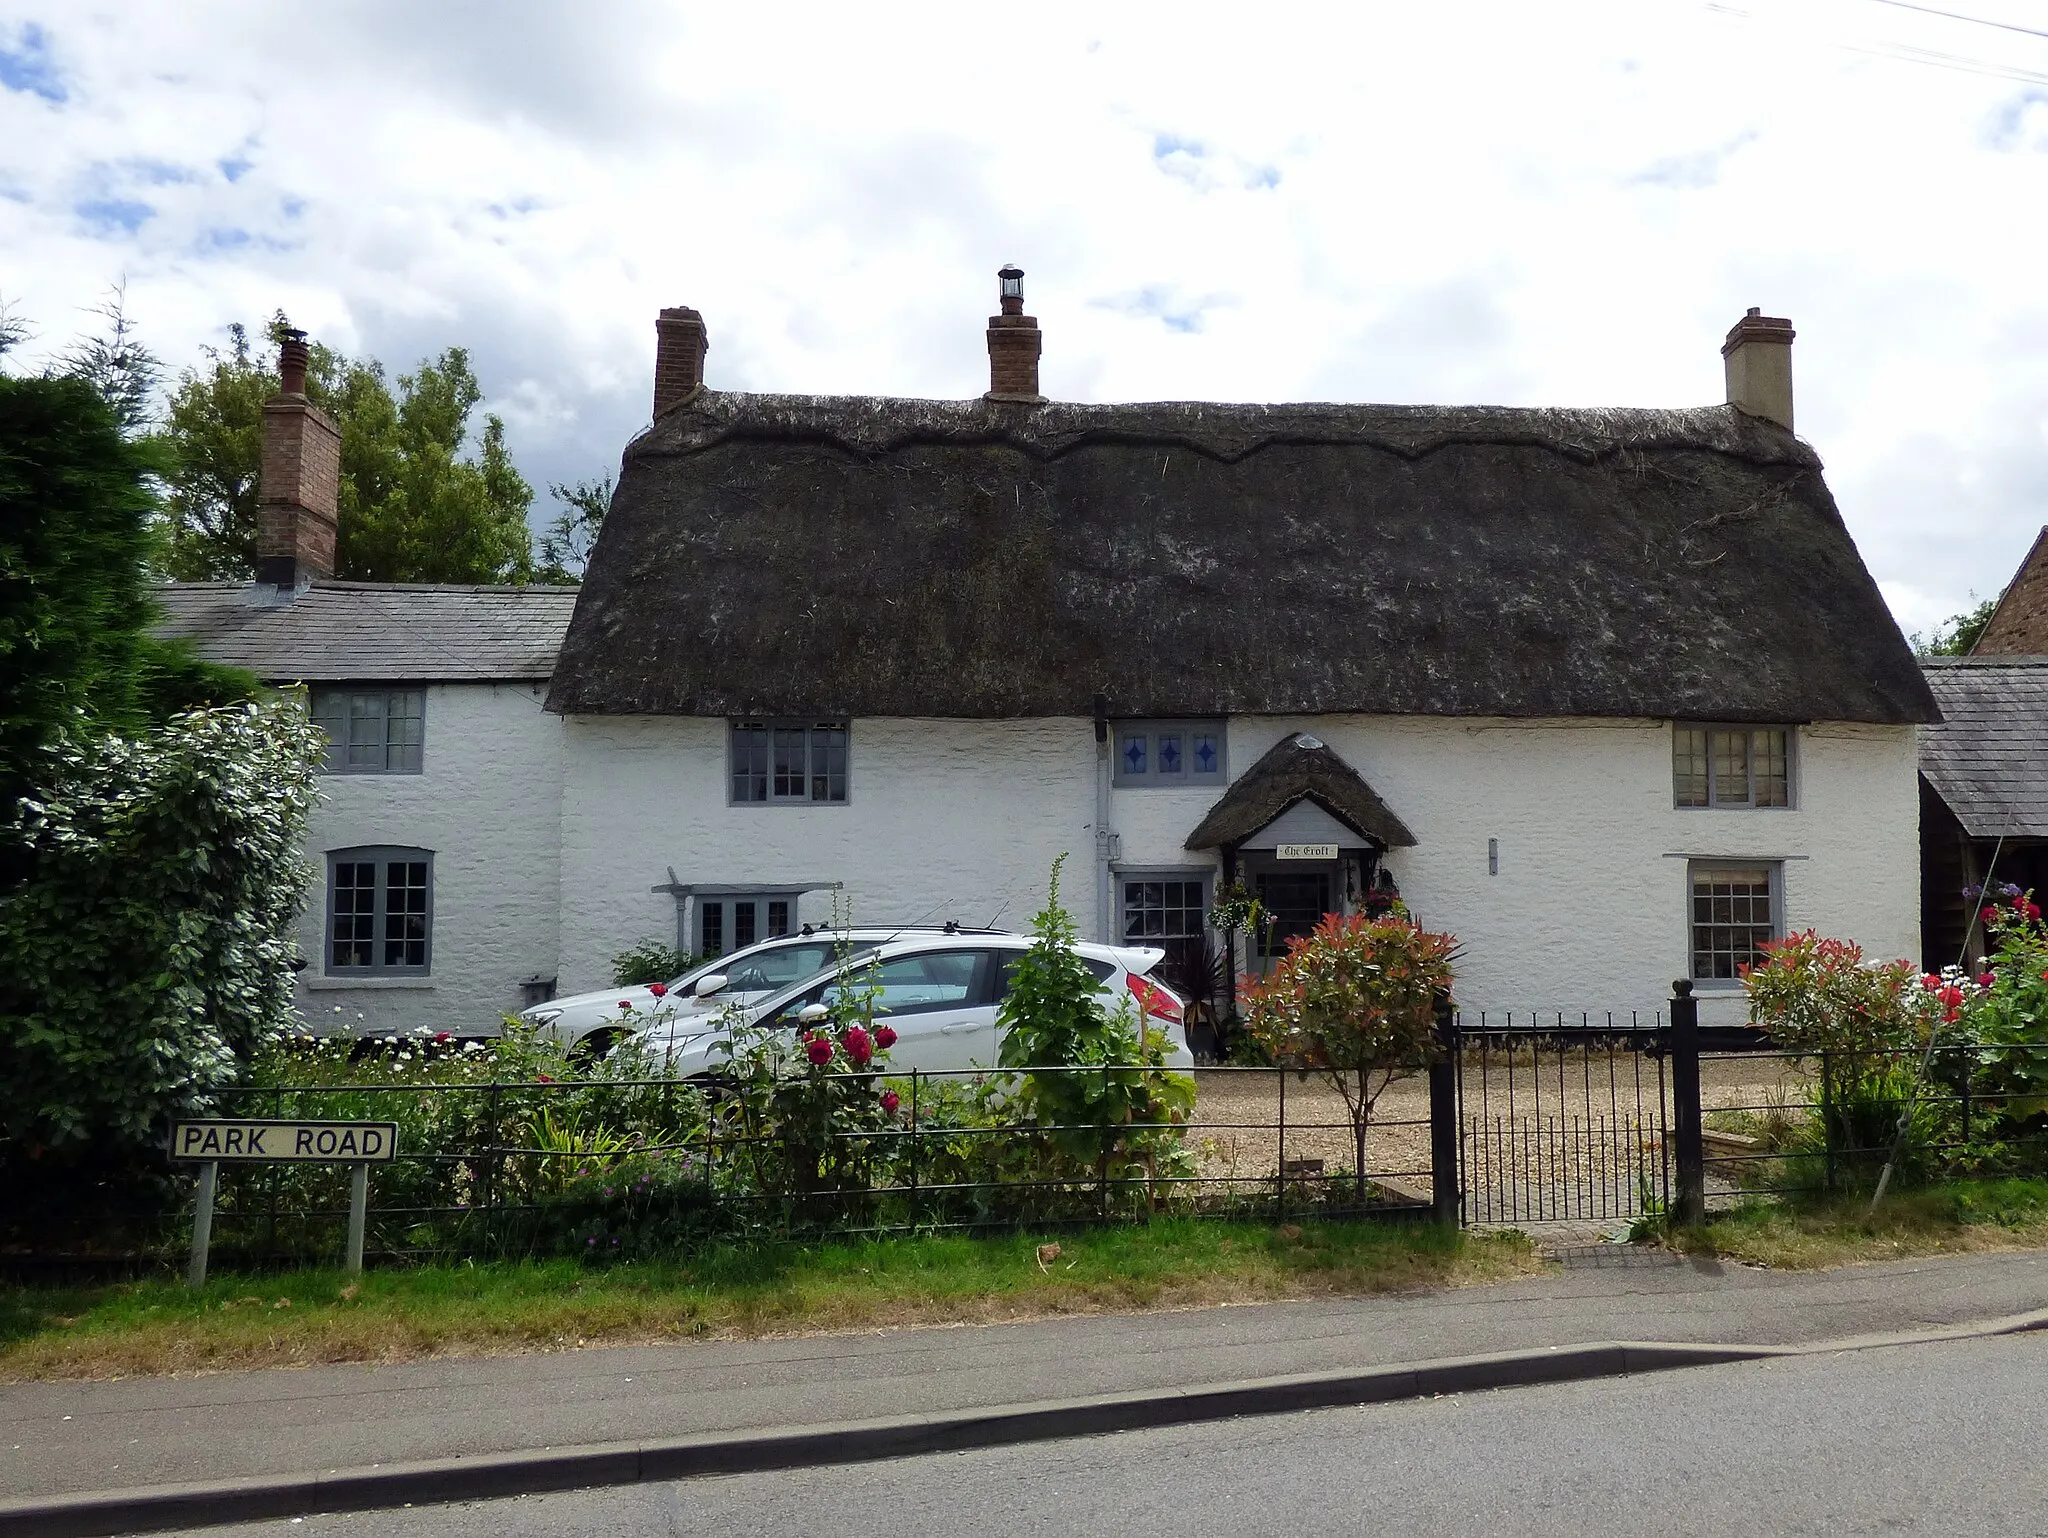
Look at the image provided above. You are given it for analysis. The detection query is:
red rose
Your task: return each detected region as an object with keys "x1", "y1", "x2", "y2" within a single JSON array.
[
  {"x1": 649, "y1": 983, "x2": 668, "y2": 998},
  {"x1": 1977, "y1": 972, "x2": 1995, "y2": 988},
  {"x1": 842, "y1": 1024, "x2": 874, "y2": 1067},
  {"x1": 880, "y1": 1089, "x2": 901, "y2": 1114},
  {"x1": 873, "y1": 1024, "x2": 897, "y2": 1050},
  {"x1": 434, "y1": 1031, "x2": 452, "y2": 1043},
  {"x1": 805, "y1": 1033, "x2": 834, "y2": 1066},
  {"x1": 1922, "y1": 975, "x2": 1942, "y2": 992},
  {"x1": 1984, "y1": 907, "x2": 2004, "y2": 927},
  {"x1": 1938, "y1": 985, "x2": 1963, "y2": 1008},
  {"x1": 618, "y1": 999, "x2": 633, "y2": 1012}
]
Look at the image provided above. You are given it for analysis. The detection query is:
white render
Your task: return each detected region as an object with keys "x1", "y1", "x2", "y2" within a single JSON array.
[
  {"x1": 547, "y1": 712, "x2": 1921, "y2": 1030},
  {"x1": 297, "y1": 681, "x2": 563, "y2": 1038}
]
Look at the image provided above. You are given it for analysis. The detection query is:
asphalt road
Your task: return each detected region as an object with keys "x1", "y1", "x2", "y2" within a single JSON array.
[{"x1": 169, "y1": 1330, "x2": 2048, "y2": 1538}]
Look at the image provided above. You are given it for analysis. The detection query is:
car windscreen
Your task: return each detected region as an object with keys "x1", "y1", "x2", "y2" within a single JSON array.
[{"x1": 672, "y1": 940, "x2": 877, "y2": 994}]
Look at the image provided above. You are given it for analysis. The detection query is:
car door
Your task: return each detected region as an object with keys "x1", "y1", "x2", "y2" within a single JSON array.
[{"x1": 860, "y1": 949, "x2": 997, "y2": 1073}]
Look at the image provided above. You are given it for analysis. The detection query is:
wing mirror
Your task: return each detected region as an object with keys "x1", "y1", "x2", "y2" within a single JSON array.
[
  {"x1": 693, "y1": 973, "x2": 729, "y2": 998},
  {"x1": 796, "y1": 1003, "x2": 830, "y2": 1025}
]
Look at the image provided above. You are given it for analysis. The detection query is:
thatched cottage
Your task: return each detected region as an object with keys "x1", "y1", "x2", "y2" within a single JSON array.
[{"x1": 164, "y1": 277, "x2": 1936, "y2": 1035}]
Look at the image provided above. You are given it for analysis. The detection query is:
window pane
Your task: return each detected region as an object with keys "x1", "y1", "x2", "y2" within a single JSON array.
[
  {"x1": 311, "y1": 690, "x2": 347, "y2": 772},
  {"x1": 346, "y1": 694, "x2": 386, "y2": 770},
  {"x1": 1120, "y1": 732, "x2": 1147, "y2": 777},
  {"x1": 728, "y1": 940, "x2": 840, "y2": 991},
  {"x1": 330, "y1": 861, "x2": 377, "y2": 968},
  {"x1": 810, "y1": 724, "x2": 847, "y2": 802},
  {"x1": 734, "y1": 900, "x2": 757, "y2": 951},
  {"x1": 385, "y1": 691, "x2": 424, "y2": 772},
  {"x1": 1673, "y1": 727, "x2": 1709, "y2": 807},
  {"x1": 1691, "y1": 866, "x2": 1774, "y2": 979},
  {"x1": 767, "y1": 899, "x2": 791, "y2": 937},
  {"x1": 1191, "y1": 732, "x2": 1220, "y2": 777},
  {"x1": 701, "y1": 901, "x2": 725, "y2": 957},
  {"x1": 382, "y1": 860, "x2": 429, "y2": 968},
  {"x1": 1156, "y1": 733, "x2": 1183, "y2": 776},
  {"x1": 1711, "y1": 730, "x2": 1751, "y2": 806},
  {"x1": 772, "y1": 728, "x2": 807, "y2": 799},
  {"x1": 1125, "y1": 878, "x2": 1207, "y2": 939},
  {"x1": 861, "y1": 951, "x2": 982, "y2": 1016},
  {"x1": 731, "y1": 724, "x2": 769, "y2": 803},
  {"x1": 1753, "y1": 729, "x2": 1789, "y2": 807}
]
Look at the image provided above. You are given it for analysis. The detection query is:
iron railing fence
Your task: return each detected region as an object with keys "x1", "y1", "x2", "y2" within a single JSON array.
[
  {"x1": 183, "y1": 1065, "x2": 1441, "y2": 1267},
  {"x1": 1691, "y1": 1041, "x2": 2048, "y2": 1207}
]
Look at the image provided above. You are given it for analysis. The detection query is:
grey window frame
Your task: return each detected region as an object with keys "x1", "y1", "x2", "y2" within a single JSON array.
[
  {"x1": 1119, "y1": 870, "x2": 1213, "y2": 941},
  {"x1": 729, "y1": 720, "x2": 849, "y2": 805},
  {"x1": 311, "y1": 686, "x2": 426, "y2": 775},
  {"x1": 1686, "y1": 858, "x2": 1782, "y2": 988},
  {"x1": 325, "y1": 845, "x2": 434, "y2": 976},
  {"x1": 1111, "y1": 719, "x2": 1227, "y2": 788},
  {"x1": 1672, "y1": 724, "x2": 1795, "y2": 809},
  {"x1": 694, "y1": 892, "x2": 798, "y2": 957}
]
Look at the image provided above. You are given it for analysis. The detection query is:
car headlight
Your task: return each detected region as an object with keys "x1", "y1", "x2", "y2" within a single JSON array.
[{"x1": 526, "y1": 1009, "x2": 563, "y2": 1027}]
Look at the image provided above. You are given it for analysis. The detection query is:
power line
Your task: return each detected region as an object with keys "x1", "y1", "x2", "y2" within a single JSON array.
[{"x1": 1858, "y1": 0, "x2": 2048, "y2": 43}]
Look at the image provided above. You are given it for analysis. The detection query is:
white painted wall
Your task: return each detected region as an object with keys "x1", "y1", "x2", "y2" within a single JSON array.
[
  {"x1": 297, "y1": 681, "x2": 562, "y2": 1038},
  {"x1": 553, "y1": 712, "x2": 1921, "y2": 1028}
]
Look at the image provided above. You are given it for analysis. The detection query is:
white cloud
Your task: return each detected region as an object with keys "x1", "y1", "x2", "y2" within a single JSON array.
[{"x1": 4, "y1": 0, "x2": 2047, "y2": 629}]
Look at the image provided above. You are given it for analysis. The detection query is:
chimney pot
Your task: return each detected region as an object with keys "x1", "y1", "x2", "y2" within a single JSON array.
[
  {"x1": 654, "y1": 306, "x2": 709, "y2": 418},
  {"x1": 1721, "y1": 308, "x2": 1796, "y2": 432},
  {"x1": 256, "y1": 332, "x2": 340, "y2": 590},
  {"x1": 986, "y1": 266, "x2": 1043, "y2": 402}
]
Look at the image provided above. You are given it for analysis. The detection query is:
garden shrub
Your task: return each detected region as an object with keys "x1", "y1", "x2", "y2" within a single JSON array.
[
  {"x1": 0, "y1": 699, "x2": 324, "y2": 1236},
  {"x1": 1240, "y1": 912, "x2": 1455, "y2": 1201},
  {"x1": 611, "y1": 939, "x2": 697, "y2": 988}
]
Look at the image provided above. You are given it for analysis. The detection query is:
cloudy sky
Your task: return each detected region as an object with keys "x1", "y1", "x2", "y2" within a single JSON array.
[{"x1": 3, "y1": 0, "x2": 2044, "y2": 633}]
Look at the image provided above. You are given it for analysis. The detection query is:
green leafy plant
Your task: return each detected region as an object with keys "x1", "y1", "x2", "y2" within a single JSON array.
[
  {"x1": 1240, "y1": 912, "x2": 1456, "y2": 1202},
  {"x1": 610, "y1": 939, "x2": 697, "y2": 988}
]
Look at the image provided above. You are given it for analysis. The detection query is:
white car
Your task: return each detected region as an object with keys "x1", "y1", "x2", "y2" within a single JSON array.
[
  {"x1": 634, "y1": 933, "x2": 1195, "y2": 1077},
  {"x1": 516, "y1": 927, "x2": 1000, "y2": 1053}
]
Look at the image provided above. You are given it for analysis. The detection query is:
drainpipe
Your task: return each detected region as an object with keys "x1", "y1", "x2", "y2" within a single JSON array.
[{"x1": 1094, "y1": 694, "x2": 1115, "y2": 944}]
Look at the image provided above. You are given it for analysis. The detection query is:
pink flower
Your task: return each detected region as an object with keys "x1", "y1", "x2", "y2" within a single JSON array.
[
  {"x1": 648, "y1": 983, "x2": 668, "y2": 999},
  {"x1": 880, "y1": 1089, "x2": 901, "y2": 1115},
  {"x1": 842, "y1": 1024, "x2": 874, "y2": 1067},
  {"x1": 873, "y1": 1024, "x2": 898, "y2": 1050},
  {"x1": 804, "y1": 1033, "x2": 834, "y2": 1066}
]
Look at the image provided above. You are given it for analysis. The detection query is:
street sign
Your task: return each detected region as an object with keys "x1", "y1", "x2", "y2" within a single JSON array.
[
  {"x1": 171, "y1": 1121, "x2": 399, "y2": 1287},
  {"x1": 1275, "y1": 843, "x2": 1339, "y2": 861},
  {"x1": 170, "y1": 1120, "x2": 398, "y2": 1163}
]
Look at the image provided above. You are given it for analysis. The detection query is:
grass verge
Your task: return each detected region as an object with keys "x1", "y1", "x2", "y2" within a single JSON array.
[
  {"x1": 1664, "y1": 1177, "x2": 2048, "y2": 1270},
  {"x1": 0, "y1": 1219, "x2": 1541, "y2": 1382}
]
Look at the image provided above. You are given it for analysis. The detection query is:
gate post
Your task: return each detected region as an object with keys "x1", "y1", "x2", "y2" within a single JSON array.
[
  {"x1": 1429, "y1": 993, "x2": 1460, "y2": 1225},
  {"x1": 1670, "y1": 980, "x2": 1706, "y2": 1226}
]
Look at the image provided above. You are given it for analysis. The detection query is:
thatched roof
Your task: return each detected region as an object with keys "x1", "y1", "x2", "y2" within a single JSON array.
[
  {"x1": 548, "y1": 392, "x2": 1936, "y2": 724},
  {"x1": 1186, "y1": 734, "x2": 1417, "y2": 850}
]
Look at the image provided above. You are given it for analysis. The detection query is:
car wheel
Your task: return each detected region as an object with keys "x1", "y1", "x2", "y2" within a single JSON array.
[{"x1": 570, "y1": 1028, "x2": 623, "y2": 1066}]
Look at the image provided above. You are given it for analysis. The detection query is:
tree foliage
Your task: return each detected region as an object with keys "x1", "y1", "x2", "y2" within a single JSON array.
[
  {"x1": 1917, "y1": 596, "x2": 2000, "y2": 658},
  {"x1": 156, "y1": 316, "x2": 537, "y2": 584},
  {"x1": 535, "y1": 476, "x2": 613, "y2": 584},
  {"x1": 0, "y1": 700, "x2": 326, "y2": 1164}
]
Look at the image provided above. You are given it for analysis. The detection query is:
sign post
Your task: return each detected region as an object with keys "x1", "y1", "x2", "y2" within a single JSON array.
[{"x1": 170, "y1": 1120, "x2": 399, "y2": 1287}]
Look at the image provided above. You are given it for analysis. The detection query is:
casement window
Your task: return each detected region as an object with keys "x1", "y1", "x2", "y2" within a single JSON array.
[
  {"x1": 1112, "y1": 720, "x2": 1227, "y2": 788},
  {"x1": 326, "y1": 847, "x2": 433, "y2": 975},
  {"x1": 1121, "y1": 875, "x2": 1211, "y2": 942},
  {"x1": 1688, "y1": 861, "x2": 1780, "y2": 983},
  {"x1": 730, "y1": 721, "x2": 848, "y2": 804},
  {"x1": 1673, "y1": 725, "x2": 1792, "y2": 809},
  {"x1": 696, "y1": 893, "x2": 796, "y2": 958},
  {"x1": 311, "y1": 687, "x2": 425, "y2": 774}
]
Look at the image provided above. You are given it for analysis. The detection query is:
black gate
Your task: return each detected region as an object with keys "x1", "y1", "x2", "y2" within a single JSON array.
[{"x1": 1453, "y1": 1018, "x2": 1672, "y2": 1226}]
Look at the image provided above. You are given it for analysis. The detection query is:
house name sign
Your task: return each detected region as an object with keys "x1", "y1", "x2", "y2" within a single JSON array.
[
  {"x1": 1275, "y1": 843, "x2": 1340, "y2": 861},
  {"x1": 171, "y1": 1120, "x2": 399, "y2": 1163}
]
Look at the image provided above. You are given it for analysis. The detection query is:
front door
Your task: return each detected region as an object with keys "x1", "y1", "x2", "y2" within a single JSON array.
[{"x1": 1255, "y1": 871, "x2": 1332, "y2": 964}]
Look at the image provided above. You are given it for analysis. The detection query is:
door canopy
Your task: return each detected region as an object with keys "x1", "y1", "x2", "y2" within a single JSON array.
[{"x1": 1184, "y1": 733, "x2": 1417, "y2": 852}]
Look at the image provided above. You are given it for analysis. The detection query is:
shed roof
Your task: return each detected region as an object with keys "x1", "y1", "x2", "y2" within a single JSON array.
[
  {"x1": 549, "y1": 391, "x2": 1936, "y2": 724},
  {"x1": 1186, "y1": 733, "x2": 1417, "y2": 850},
  {"x1": 155, "y1": 582, "x2": 579, "y2": 683},
  {"x1": 1920, "y1": 657, "x2": 2048, "y2": 838}
]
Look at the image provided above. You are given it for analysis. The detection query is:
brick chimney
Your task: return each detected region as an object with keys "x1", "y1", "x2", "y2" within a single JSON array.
[
  {"x1": 986, "y1": 265, "x2": 1043, "y2": 402},
  {"x1": 654, "y1": 306, "x2": 709, "y2": 418},
  {"x1": 255, "y1": 329, "x2": 341, "y2": 589},
  {"x1": 1722, "y1": 307, "x2": 1796, "y2": 432}
]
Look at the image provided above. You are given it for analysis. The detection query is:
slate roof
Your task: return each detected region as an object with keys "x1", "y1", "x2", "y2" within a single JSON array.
[
  {"x1": 550, "y1": 391, "x2": 1937, "y2": 725},
  {"x1": 155, "y1": 582, "x2": 579, "y2": 682},
  {"x1": 1920, "y1": 658, "x2": 2048, "y2": 838},
  {"x1": 1186, "y1": 733, "x2": 1417, "y2": 850}
]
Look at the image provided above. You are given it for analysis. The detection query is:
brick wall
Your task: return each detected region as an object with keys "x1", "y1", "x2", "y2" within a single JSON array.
[
  {"x1": 258, "y1": 398, "x2": 342, "y2": 580},
  {"x1": 1972, "y1": 529, "x2": 2048, "y2": 654}
]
